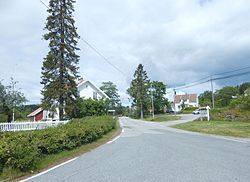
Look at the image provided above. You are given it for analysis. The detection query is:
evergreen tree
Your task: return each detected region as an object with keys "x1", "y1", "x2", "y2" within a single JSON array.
[
  {"x1": 41, "y1": 0, "x2": 80, "y2": 120},
  {"x1": 127, "y1": 64, "x2": 150, "y2": 119}
]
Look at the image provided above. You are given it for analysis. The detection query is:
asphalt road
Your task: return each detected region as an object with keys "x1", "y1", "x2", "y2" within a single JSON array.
[{"x1": 26, "y1": 115, "x2": 250, "y2": 182}]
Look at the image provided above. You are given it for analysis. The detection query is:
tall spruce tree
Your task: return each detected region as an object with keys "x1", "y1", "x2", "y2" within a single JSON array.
[
  {"x1": 41, "y1": 0, "x2": 80, "y2": 120},
  {"x1": 127, "y1": 64, "x2": 150, "y2": 119}
]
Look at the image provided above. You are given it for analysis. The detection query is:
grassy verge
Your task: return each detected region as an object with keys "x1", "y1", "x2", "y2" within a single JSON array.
[
  {"x1": 172, "y1": 120, "x2": 250, "y2": 138},
  {"x1": 0, "y1": 117, "x2": 121, "y2": 181},
  {"x1": 145, "y1": 115, "x2": 181, "y2": 122}
]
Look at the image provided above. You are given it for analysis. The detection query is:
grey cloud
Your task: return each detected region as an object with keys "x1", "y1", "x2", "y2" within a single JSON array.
[{"x1": 0, "y1": 0, "x2": 250, "y2": 105}]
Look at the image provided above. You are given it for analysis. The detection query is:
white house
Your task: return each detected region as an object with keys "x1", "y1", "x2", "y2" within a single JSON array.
[
  {"x1": 77, "y1": 79, "x2": 109, "y2": 100},
  {"x1": 27, "y1": 79, "x2": 109, "y2": 121},
  {"x1": 174, "y1": 94, "x2": 199, "y2": 112}
]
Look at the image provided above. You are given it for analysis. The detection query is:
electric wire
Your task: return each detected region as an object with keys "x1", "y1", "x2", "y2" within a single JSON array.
[{"x1": 40, "y1": 0, "x2": 127, "y2": 78}]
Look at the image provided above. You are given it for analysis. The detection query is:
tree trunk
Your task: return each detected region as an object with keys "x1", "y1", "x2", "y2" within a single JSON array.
[
  {"x1": 140, "y1": 102, "x2": 143, "y2": 119},
  {"x1": 59, "y1": 0, "x2": 65, "y2": 120}
]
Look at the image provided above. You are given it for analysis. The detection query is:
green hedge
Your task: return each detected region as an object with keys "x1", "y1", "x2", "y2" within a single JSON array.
[{"x1": 0, "y1": 116, "x2": 116, "y2": 173}]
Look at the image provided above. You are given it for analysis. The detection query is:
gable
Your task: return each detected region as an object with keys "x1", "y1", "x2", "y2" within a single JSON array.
[
  {"x1": 77, "y1": 80, "x2": 109, "y2": 99},
  {"x1": 175, "y1": 94, "x2": 197, "y2": 103}
]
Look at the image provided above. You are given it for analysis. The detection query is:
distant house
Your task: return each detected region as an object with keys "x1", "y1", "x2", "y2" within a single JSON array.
[
  {"x1": 27, "y1": 107, "x2": 58, "y2": 122},
  {"x1": 27, "y1": 79, "x2": 109, "y2": 122},
  {"x1": 27, "y1": 107, "x2": 44, "y2": 122},
  {"x1": 174, "y1": 94, "x2": 199, "y2": 112}
]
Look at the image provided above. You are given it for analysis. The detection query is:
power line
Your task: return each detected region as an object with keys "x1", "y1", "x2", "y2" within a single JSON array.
[
  {"x1": 39, "y1": 0, "x2": 127, "y2": 78},
  {"x1": 173, "y1": 66, "x2": 250, "y2": 90},
  {"x1": 213, "y1": 66, "x2": 250, "y2": 76},
  {"x1": 174, "y1": 79, "x2": 209, "y2": 90},
  {"x1": 213, "y1": 71, "x2": 250, "y2": 81},
  {"x1": 81, "y1": 38, "x2": 127, "y2": 77},
  {"x1": 40, "y1": 0, "x2": 49, "y2": 9},
  {"x1": 174, "y1": 70, "x2": 250, "y2": 90}
]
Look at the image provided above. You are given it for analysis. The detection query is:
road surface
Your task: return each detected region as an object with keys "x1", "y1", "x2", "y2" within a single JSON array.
[{"x1": 25, "y1": 115, "x2": 250, "y2": 182}]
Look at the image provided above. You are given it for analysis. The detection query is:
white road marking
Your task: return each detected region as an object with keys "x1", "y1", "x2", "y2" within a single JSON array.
[
  {"x1": 211, "y1": 136, "x2": 249, "y2": 144},
  {"x1": 107, "y1": 128, "x2": 124, "y2": 144},
  {"x1": 166, "y1": 127, "x2": 249, "y2": 144},
  {"x1": 20, "y1": 157, "x2": 78, "y2": 182}
]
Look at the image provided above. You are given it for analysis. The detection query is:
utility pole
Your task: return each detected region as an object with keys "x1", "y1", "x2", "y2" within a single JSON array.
[
  {"x1": 173, "y1": 89, "x2": 176, "y2": 116},
  {"x1": 11, "y1": 78, "x2": 15, "y2": 123},
  {"x1": 150, "y1": 86, "x2": 155, "y2": 119},
  {"x1": 210, "y1": 74, "x2": 215, "y2": 109}
]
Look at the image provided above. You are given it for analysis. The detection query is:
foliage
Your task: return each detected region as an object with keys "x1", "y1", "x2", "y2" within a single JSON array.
[
  {"x1": 211, "y1": 108, "x2": 250, "y2": 122},
  {"x1": 127, "y1": 64, "x2": 150, "y2": 119},
  {"x1": 69, "y1": 98, "x2": 109, "y2": 118},
  {"x1": 238, "y1": 82, "x2": 250, "y2": 95},
  {"x1": 215, "y1": 86, "x2": 238, "y2": 107},
  {"x1": 41, "y1": 0, "x2": 80, "y2": 120},
  {"x1": 0, "y1": 116, "x2": 116, "y2": 173},
  {"x1": 100, "y1": 81, "x2": 121, "y2": 109},
  {"x1": 15, "y1": 105, "x2": 40, "y2": 121},
  {"x1": 229, "y1": 95, "x2": 250, "y2": 110},
  {"x1": 0, "y1": 79, "x2": 27, "y2": 122},
  {"x1": 150, "y1": 81, "x2": 169, "y2": 114},
  {"x1": 179, "y1": 107, "x2": 199, "y2": 114},
  {"x1": 198, "y1": 91, "x2": 212, "y2": 107},
  {"x1": 199, "y1": 82, "x2": 250, "y2": 108}
]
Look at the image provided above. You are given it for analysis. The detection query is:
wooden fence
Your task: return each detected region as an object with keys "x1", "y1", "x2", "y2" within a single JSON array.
[{"x1": 0, "y1": 120, "x2": 69, "y2": 132}]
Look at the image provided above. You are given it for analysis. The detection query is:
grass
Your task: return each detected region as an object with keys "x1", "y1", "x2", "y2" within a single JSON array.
[
  {"x1": 172, "y1": 120, "x2": 250, "y2": 138},
  {"x1": 145, "y1": 115, "x2": 181, "y2": 122},
  {"x1": 0, "y1": 120, "x2": 121, "y2": 182}
]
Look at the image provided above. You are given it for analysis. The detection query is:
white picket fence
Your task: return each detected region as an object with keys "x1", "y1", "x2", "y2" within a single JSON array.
[{"x1": 0, "y1": 120, "x2": 69, "y2": 132}]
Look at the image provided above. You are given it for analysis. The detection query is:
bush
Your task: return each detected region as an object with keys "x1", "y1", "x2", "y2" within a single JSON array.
[
  {"x1": 0, "y1": 116, "x2": 116, "y2": 173},
  {"x1": 230, "y1": 95, "x2": 250, "y2": 110},
  {"x1": 69, "y1": 98, "x2": 109, "y2": 118},
  {"x1": 179, "y1": 107, "x2": 199, "y2": 114}
]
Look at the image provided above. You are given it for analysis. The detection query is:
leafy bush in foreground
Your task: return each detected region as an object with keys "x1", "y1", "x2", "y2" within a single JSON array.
[{"x1": 0, "y1": 116, "x2": 116, "y2": 173}]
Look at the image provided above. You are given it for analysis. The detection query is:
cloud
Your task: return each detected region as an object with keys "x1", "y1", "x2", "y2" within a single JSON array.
[{"x1": 0, "y1": 0, "x2": 249, "y2": 105}]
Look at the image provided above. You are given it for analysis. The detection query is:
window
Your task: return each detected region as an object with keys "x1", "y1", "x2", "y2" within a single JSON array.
[{"x1": 93, "y1": 92, "x2": 97, "y2": 99}]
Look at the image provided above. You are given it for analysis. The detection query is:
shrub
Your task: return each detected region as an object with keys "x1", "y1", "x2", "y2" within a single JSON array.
[
  {"x1": 0, "y1": 116, "x2": 116, "y2": 173},
  {"x1": 230, "y1": 95, "x2": 250, "y2": 110}
]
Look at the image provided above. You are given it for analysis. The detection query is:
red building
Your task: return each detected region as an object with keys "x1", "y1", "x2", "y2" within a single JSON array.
[{"x1": 27, "y1": 107, "x2": 44, "y2": 122}]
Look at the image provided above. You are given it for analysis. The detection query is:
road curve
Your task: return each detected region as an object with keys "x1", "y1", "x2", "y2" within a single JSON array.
[{"x1": 25, "y1": 115, "x2": 250, "y2": 182}]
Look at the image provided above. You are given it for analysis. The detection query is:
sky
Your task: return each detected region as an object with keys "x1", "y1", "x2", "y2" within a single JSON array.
[{"x1": 0, "y1": 0, "x2": 250, "y2": 105}]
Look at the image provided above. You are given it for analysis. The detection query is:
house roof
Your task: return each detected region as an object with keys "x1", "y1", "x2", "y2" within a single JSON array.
[
  {"x1": 27, "y1": 107, "x2": 43, "y2": 117},
  {"x1": 174, "y1": 94, "x2": 197, "y2": 103},
  {"x1": 77, "y1": 79, "x2": 110, "y2": 99}
]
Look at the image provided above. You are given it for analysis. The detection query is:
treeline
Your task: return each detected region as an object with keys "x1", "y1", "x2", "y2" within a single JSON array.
[{"x1": 199, "y1": 82, "x2": 250, "y2": 109}]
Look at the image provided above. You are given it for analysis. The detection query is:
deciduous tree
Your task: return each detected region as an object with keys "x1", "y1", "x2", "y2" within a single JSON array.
[
  {"x1": 100, "y1": 81, "x2": 121, "y2": 109},
  {"x1": 150, "y1": 81, "x2": 169, "y2": 114}
]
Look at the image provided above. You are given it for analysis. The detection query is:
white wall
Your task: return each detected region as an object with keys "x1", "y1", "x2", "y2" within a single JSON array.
[
  {"x1": 78, "y1": 81, "x2": 106, "y2": 100},
  {"x1": 174, "y1": 100, "x2": 199, "y2": 112}
]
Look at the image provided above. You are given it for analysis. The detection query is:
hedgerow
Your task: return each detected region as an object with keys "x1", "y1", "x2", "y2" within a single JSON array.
[{"x1": 0, "y1": 116, "x2": 116, "y2": 173}]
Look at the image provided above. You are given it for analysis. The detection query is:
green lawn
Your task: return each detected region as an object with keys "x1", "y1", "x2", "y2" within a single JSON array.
[
  {"x1": 172, "y1": 120, "x2": 250, "y2": 138},
  {"x1": 145, "y1": 115, "x2": 181, "y2": 122}
]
